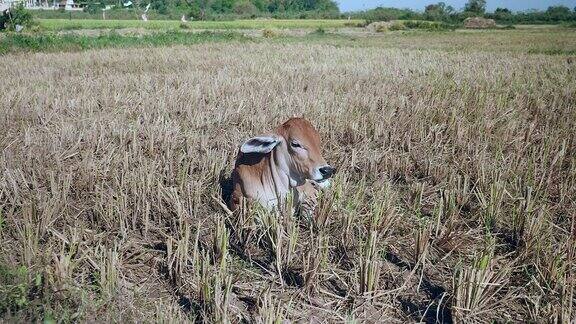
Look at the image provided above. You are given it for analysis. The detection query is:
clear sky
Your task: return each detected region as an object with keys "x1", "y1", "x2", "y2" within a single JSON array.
[{"x1": 337, "y1": 0, "x2": 576, "y2": 12}]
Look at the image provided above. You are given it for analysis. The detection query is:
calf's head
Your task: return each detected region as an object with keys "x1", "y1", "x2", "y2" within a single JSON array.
[{"x1": 240, "y1": 118, "x2": 335, "y2": 187}]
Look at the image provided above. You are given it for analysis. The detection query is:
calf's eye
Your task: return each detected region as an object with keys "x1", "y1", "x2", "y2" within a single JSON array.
[{"x1": 290, "y1": 141, "x2": 302, "y2": 149}]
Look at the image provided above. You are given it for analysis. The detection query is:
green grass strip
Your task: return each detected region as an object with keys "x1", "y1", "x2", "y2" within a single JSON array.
[
  {"x1": 0, "y1": 30, "x2": 249, "y2": 54},
  {"x1": 38, "y1": 18, "x2": 364, "y2": 31}
]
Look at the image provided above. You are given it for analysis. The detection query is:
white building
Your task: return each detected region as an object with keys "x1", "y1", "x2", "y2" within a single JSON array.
[
  {"x1": 0, "y1": 0, "x2": 82, "y2": 11},
  {"x1": 0, "y1": 0, "x2": 21, "y2": 11}
]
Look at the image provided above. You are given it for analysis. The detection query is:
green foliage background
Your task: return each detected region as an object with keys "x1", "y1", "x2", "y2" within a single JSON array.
[
  {"x1": 0, "y1": 4, "x2": 35, "y2": 31},
  {"x1": 83, "y1": 0, "x2": 340, "y2": 19},
  {"x1": 349, "y1": 2, "x2": 576, "y2": 25},
  {"x1": 24, "y1": 0, "x2": 576, "y2": 24}
]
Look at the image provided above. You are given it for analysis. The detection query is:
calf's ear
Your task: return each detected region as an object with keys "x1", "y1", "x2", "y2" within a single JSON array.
[{"x1": 240, "y1": 135, "x2": 281, "y2": 154}]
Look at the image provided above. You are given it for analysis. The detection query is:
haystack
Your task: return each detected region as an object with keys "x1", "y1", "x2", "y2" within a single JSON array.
[
  {"x1": 464, "y1": 17, "x2": 496, "y2": 29},
  {"x1": 367, "y1": 21, "x2": 392, "y2": 32}
]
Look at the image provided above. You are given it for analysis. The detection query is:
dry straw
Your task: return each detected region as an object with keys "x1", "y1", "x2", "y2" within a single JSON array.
[{"x1": 0, "y1": 34, "x2": 575, "y2": 322}]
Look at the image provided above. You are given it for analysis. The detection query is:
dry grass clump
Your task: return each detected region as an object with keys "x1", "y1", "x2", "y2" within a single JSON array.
[
  {"x1": 367, "y1": 21, "x2": 392, "y2": 32},
  {"x1": 1, "y1": 34, "x2": 575, "y2": 322},
  {"x1": 262, "y1": 28, "x2": 279, "y2": 38}
]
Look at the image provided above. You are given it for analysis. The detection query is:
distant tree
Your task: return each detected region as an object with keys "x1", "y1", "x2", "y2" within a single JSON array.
[
  {"x1": 267, "y1": 0, "x2": 282, "y2": 13},
  {"x1": 492, "y1": 7, "x2": 512, "y2": 21},
  {"x1": 188, "y1": 3, "x2": 202, "y2": 19},
  {"x1": 357, "y1": 6, "x2": 417, "y2": 23},
  {"x1": 546, "y1": 6, "x2": 572, "y2": 21},
  {"x1": 494, "y1": 7, "x2": 510, "y2": 14},
  {"x1": 233, "y1": 0, "x2": 258, "y2": 15},
  {"x1": 315, "y1": 0, "x2": 339, "y2": 12},
  {"x1": 251, "y1": 0, "x2": 265, "y2": 12},
  {"x1": 150, "y1": 0, "x2": 169, "y2": 14},
  {"x1": 464, "y1": 0, "x2": 486, "y2": 15},
  {"x1": 273, "y1": 0, "x2": 337, "y2": 12},
  {"x1": 424, "y1": 2, "x2": 454, "y2": 21},
  {"x1": 187, "y1": 0, "x2": 211, "y2": 19},
  {"x1": 210, "y1": 0, "x2": 234, "y2": 13}
]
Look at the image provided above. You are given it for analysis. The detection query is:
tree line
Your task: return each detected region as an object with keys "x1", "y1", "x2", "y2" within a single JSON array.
[
  {"x1": 184, "y1": 0, "x2": 339, "y2": 19},
  {"x1": 83, "y1": 0, "x2": 339, "y2": 19},
  {"x1": 353, "y1": 1, "x2": 576, "y2": 25},
  {"x1": 48, "y1": 0, "x2": 576, "y2": 23}
]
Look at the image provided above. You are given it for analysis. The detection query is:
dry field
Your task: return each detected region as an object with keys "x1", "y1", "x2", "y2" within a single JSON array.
[{"x1": 1, "y1": 31, "x2": 576, "y2": 323}]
